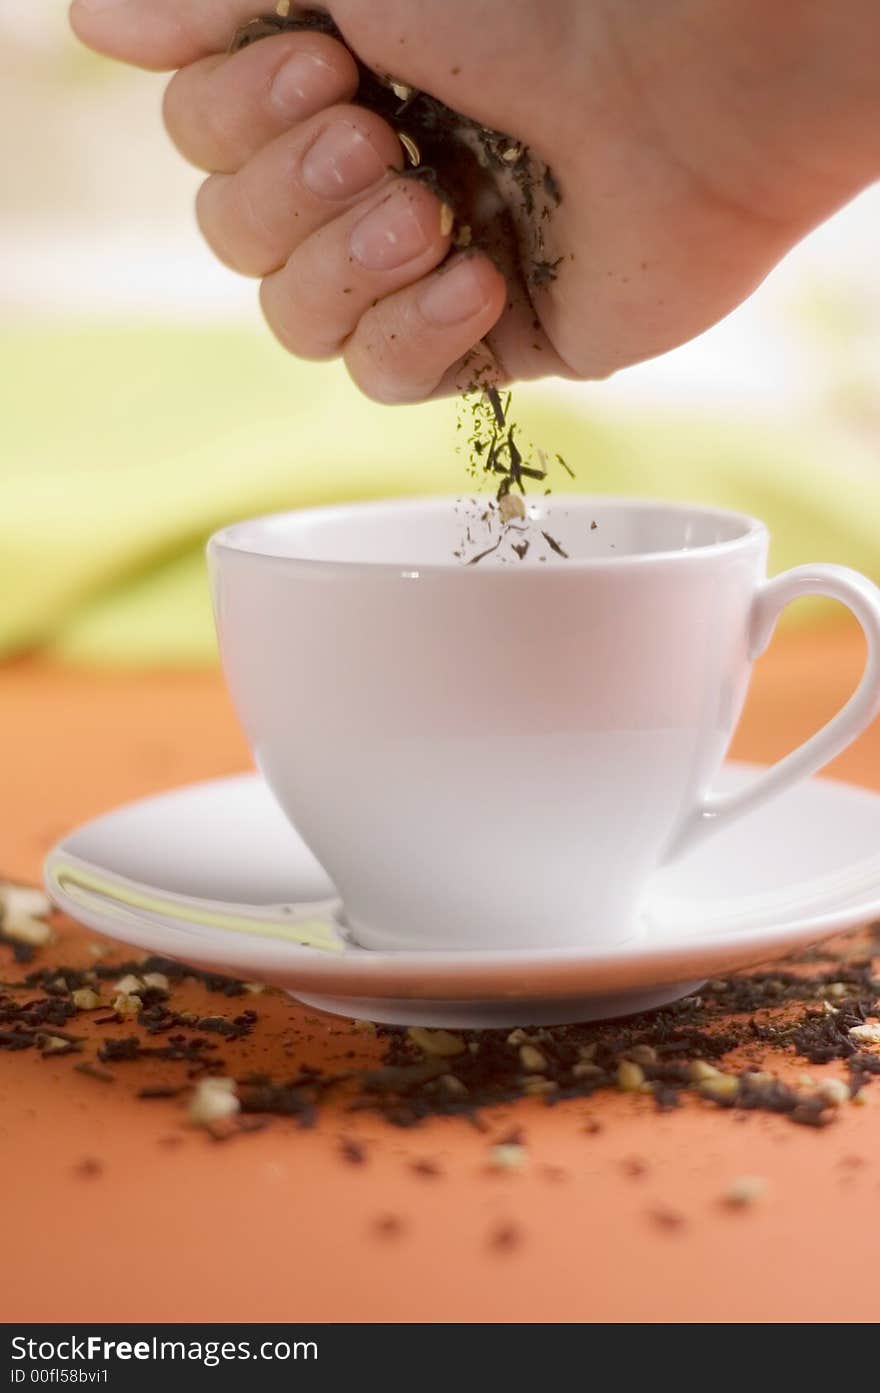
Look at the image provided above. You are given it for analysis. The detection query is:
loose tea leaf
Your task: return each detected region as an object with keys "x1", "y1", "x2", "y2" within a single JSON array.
[{"x1": 6, "y1": 890, "x2": 878, "y2": 1149}]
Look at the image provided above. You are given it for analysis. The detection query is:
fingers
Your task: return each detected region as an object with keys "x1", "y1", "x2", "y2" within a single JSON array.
[
  {"x1": 69, "y1": 0, "x2": 517, "y2": 404},
  {"x1": 196, "y1": 104, "x2": 403, "y2": 276},
  {"x1": 260, "y1": 178, "x2": 459, "y2": 360},
  {"x1": 163, "y1": 32, "x2": 359, "y2": 174},
  {"x1": 69, "y1": 0, "x2": 300, "y2": 71},
  {"x1": 341, "y1": 252, "x2": 507, "y2": 402}
]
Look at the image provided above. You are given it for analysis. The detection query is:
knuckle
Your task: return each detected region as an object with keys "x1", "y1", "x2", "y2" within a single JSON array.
[
  {"x1": 234, "y1": 173, "x2": 279, "y2": 261},
  {"x1": 199, "y1": 169, "x2": 286, "y2": 277},
  {"x1": 163, "y1": 58, "x2": 228, "y2": 161},
  {"x1": 194, "y1": 176, "x2": 224, "y2": 248},
  {"x1": 344, "y1": 360, "x2": 402, "y2": 405},
  {"x1": 195, "y1": 176, "x2": 254, "y2": 276},
  {"x1": 163, "y1": 59, "x2": 231, "y2": 167},
  {"x1": 199, "y1": 83, "x2": 243, "y2": 167},
  {"x1": 260, "y1": 278, "x2": 340, "y2": 361},
  {"x1": 344, "y1": 321, "x2": 430, "y2": 405},
  {"x1": 161, "y1": 67, "x2": 197, "y2": 153}
]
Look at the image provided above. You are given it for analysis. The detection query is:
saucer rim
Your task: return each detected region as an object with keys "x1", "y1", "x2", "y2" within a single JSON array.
[
  {"x1": 44, "y1": 763, "x2": 880, "y2": 1002},
  {"x1": 45, "y1": 846, "x2": 880, "y2": 992}
]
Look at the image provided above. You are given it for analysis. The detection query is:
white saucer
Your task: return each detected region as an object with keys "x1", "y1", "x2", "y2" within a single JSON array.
[{"x1": 44, "y1": 763, "x2": 880, "y2": 1027}]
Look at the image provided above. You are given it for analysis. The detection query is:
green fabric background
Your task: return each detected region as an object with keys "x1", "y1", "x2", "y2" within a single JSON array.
[{"x1": 3, "y1": 323, "x2": 878, "y2": 666}]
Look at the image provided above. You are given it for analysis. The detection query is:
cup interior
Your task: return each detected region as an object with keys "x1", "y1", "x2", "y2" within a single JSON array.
[{"x1": 212, "y1": 496, "x2": 761, "y2": 569}]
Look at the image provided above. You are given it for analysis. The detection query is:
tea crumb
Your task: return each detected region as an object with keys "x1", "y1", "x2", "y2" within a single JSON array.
[
  {"x1": 496, "y1": 1126, "x2": 526, "y2": 1146},
  {"x1": 816, "y1": 1077, "x2": 851, "y2": 1106},
  {"x1": 112, "y1": 993, "x2": 141, "y2": 1018},
  {"x1": 438, "y1": 1073, "x2": 468, "y2": 1097},
  {"x1": 621, "y1": 1156, "x2": 648, "y2": 1178},
  {"x1": 188, "y1": 1077, "x2": 240, "y2": 1128},
  {"x1": 488, "y1": 1222, "x2": 522, "y2": 1252},
  {"x1": 849, "y1": 1023, "x2": 880, "y2": 1045},
  {"x1": 410, "y1": 1157, "x2": 442, "y2": 1178},
  {"x1": 340, "y1": 1137, "x2": 367, "y2": 1165},
  {"x1": 518, "y1": 1044, "x2": 547, "y2": 1073},
  {"x1": 113, "y1": 974, "x2": 145, "y2": 997},
  {"x1": 699, "y1": 1073, "x2": 740, "y2": 1102},
  {"x1": 407, "y1": 1027, "x2": 465, "y2": 1058},
  {"x1": 73, "y1": 1157, "x2": 103, "y2": 1180},
  {"x1": 74, "y1": 1061, "x2": 114, "y2": 1084},
  {"x1": 649, "y1": 1206, "x2": 686, "y2": 1232},
  {"x1": 723, "y1": 1175, "x2": 768, "y2": 1208},
  {"x1": 372, "y1": 1213, "x2": 406, "y2": 1240},
  {"x1": 71, "y1": 987, "x2": 100, "y2": 1011},
  {"x1": 540, "y1": 1164, "x2": 567, "y2": 1183},
  {"x1": 489, "y1": 1143, "x2": 527, "y2": 1172},
  {"x1": 617, "y1": 1060, "x2": 644, "y2": 1092}
]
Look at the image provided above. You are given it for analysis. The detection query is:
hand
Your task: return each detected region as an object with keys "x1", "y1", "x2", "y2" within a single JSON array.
[{"x1": 70, "y1": 0, "x2": 880, "y2": 402}]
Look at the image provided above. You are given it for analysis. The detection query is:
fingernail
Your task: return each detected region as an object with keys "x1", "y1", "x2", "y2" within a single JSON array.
[
  {"x1": 271, "y1": 52, "x2": 338, "y2": 121},
  {"x1": 349, "y1": 188, "x2": 430, "y2": 271},
  {"x1": 74, "y1": 0, "x2": 128, "y2": 9},
  {"x1": 302, "y1": 122, "x2": 386, "y2": 201},
  {"x1": 419, "y1": 257, "x2": 490, "y2": 325}
]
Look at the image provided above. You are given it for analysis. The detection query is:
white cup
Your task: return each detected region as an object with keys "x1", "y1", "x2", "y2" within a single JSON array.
[{"x1": 208, "y1": 496, "x2": 880, "y2": 953}]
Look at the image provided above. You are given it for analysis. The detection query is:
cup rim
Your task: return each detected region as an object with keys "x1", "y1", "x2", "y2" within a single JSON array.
[{"x1": 208, "y1": 494, "x2": 768, "y2": 575}]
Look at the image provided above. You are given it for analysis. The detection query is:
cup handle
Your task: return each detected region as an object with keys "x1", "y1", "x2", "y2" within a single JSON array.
[{"x1": 665, "y1": 563, "x2": 880, "y2": 861}]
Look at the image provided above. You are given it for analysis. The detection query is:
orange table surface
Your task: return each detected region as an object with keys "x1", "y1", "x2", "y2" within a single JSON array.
[{"x1": 2, "y1": 627, "x2": 879, "y2": 1325}]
